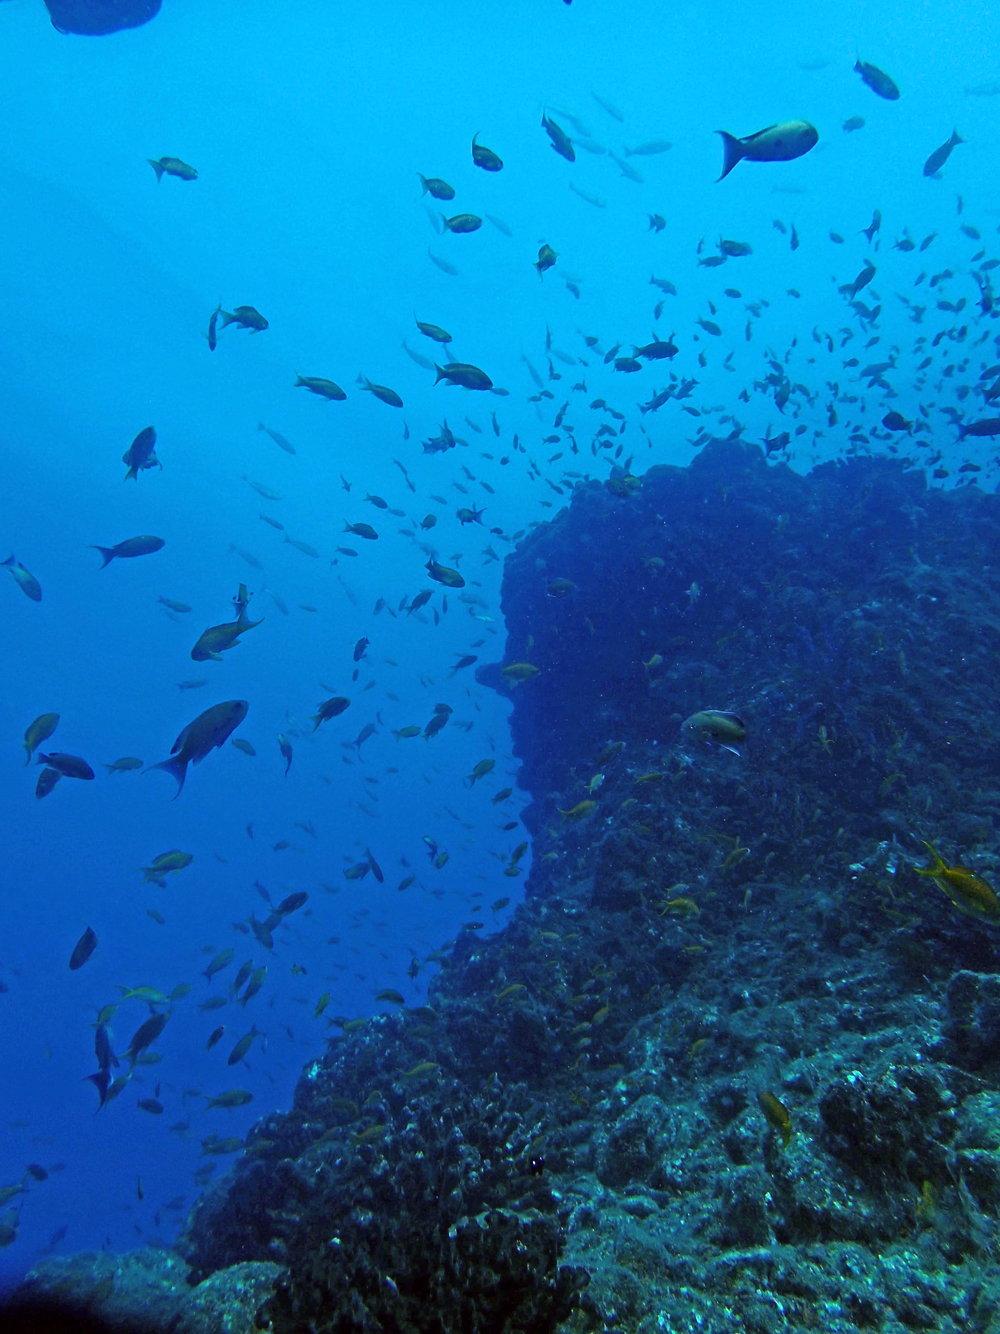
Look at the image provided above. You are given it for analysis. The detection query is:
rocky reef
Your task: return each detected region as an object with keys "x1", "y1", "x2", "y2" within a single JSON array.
[{"x1": 13, "y1": 439, "x2": 1000, "y2": 1333}]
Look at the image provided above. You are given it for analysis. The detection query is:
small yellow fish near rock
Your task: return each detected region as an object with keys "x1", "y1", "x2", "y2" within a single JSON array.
[
  {"x1": 501, "y1": 662, "x2": 540, "y2": 683},
  {"x1": 559, "y1": 800, "x2": 597, "y2": 821},
  {"x1": 915, "y1": 841, "x2": 1000, "y2": 925},
  {"x1": 757, "y1": 1090, "x2": 792, "y2": 1147},
  {"x1": 682, "y1": 709, "x2": 746, "y2": 757}
]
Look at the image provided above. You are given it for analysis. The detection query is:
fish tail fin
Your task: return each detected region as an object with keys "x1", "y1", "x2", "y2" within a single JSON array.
[
  {"x1": 91, "y1": 545, "x2": 116, "y2": 568},
  {"x1": 1, "y1": 555, "x2": 14, "y2": 568},
  {"x1": 145, "y1": 755, "x2": 188, "y2": 797},
  {"x1": 434, "y1": 364, "x2": 447, "y2": 383},
  {"x1": 257, "y1": 421, "x2": 265, "y2": 431},
  {"x1": 917, "y1": 840, "x2": 947, "y2": 874},
  {"x1": 715, "y1": 131, "x2": 744, "y2": 181},
  {"x1": 147, "y1": 159, "x2": 165, "y2": 182},
  {"x1": 84, "y1": 1072, "x2": 110, "y2": 1110},
  {"x1": 953, "y1": 129, "x2": 965, "y2": 144},
  {"x1": 219, "y1": 311, "x2": 236, "y2": 327},
  {"x1": 417, "y1": 173, "x2": 428, "y2": 194},
  {"x1": 124, "y1": 465, "x2": 138, "y2": 481}
]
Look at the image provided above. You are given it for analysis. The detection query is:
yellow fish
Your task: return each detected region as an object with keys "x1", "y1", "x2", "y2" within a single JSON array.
[
  {"x1": 915, "y1": 841, "x2": 1000, "y2": 924},
  {"x1": 352, "y1": 1124, "x2": 388, "y2": 1146},
  {"x1": 757, "y1": 1090, "x2": 792, "y2": 1147},
  {"x1": 661, "y1": 897, "x2": 700, "y2": 917},
  {"x1": 501, "y1": 662, "x2": 540, "y2": 682},
  {"x1": 682, "y1": 709, "x2": 746, "y2": 756},
  {"x1": 559, "y1": 800, "x2": 597, "y2": 821},
  {"x1": 403, "y1": 1061, "x2": 439, "y2": 1080}
]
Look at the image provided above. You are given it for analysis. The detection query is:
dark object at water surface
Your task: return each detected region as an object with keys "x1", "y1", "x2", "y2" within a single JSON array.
[{"x1": 44, "y1": 0, "x2": 161, "y2": 35}]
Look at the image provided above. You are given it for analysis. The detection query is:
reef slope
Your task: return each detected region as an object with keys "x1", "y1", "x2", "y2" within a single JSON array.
[{"x1": 15, "y1": 440, "x2": 1000, "y2": 1334}]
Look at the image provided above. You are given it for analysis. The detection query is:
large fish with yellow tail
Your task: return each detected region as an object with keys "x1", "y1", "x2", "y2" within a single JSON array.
[
  {"x1": 681, "y1": 709, "x2": 746, "y2": 756},
  {"x1": 914, "y1": 842, "x2": 1000, "y2": 924}
]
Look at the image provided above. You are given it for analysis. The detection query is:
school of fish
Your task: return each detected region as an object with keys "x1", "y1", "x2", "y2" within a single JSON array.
[{"x1": 3, "y1": 38, "x2": 999, "y2": 1257}]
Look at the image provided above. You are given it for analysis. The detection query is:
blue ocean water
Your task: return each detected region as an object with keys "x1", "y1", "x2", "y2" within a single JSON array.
[{"x1": 1, "y1": 0, "x2": 999, "y2": 1292}]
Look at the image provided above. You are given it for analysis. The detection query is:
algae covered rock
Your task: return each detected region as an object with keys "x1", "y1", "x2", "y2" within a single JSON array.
[
  {"x1": 14, "y1": 1247, "x2": 190, "y2": 1332},
  {"x1": 174, "y1": 1261, "x2": 284, "y2": 1334},
  {"x1": 594, "y1": 1094, "x2": 670, "y2": 1188}
]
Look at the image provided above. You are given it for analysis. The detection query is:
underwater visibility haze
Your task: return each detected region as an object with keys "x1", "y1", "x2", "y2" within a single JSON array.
[{"x1": 3, "y1": 0, "x2": 1000, "y2": 1329}]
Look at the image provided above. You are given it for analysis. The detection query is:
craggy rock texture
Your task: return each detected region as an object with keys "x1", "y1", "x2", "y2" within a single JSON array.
[
  {"x1": 11, "y1": 1250, "x2": 282, "y2": 1334},
  {"x1": 173, "y1": 1261, "x2": 285, "y2": 1334},
  {"x1": 14, "y1": 441, "x2": 1000, "y2": 1333},
  {"x1": 480, "y1": 438, "x2": 1000, "y2": 863},
  {"x1": 12, "y1": 1248, "x2": 190, "y2": 1332}
]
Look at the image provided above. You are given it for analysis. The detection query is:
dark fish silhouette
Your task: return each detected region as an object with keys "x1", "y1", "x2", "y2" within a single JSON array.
[
  {"x1": 923, "y1": 129, "x2": 964, "y2": 177},
  {"x1": 91, "y1": 535, "x2": 164, "y2": 567},
  {"x1": 854, "y1": 59, "x2": 900, "y2": 100},
  {"x1": 147, "y1": 700, "x2": 249, "y2": 796},
  {"x1": 69, "y1": 926, "x2": 98, "y2": 970},
  {"x1": 716, "y1": 122, "x2": 818, "y2": 180}
]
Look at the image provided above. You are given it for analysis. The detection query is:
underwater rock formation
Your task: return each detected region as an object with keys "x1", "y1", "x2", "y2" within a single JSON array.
[
  {"x1": 14, "y1": 439, "x2": 1000, "y2": 1333},
  {"x1": 481, "y1": 438, "x2": 1000, "y2": 867},
  {"x1": 6, "y1": 1249, "x2": 282, "y2": 1333}
]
